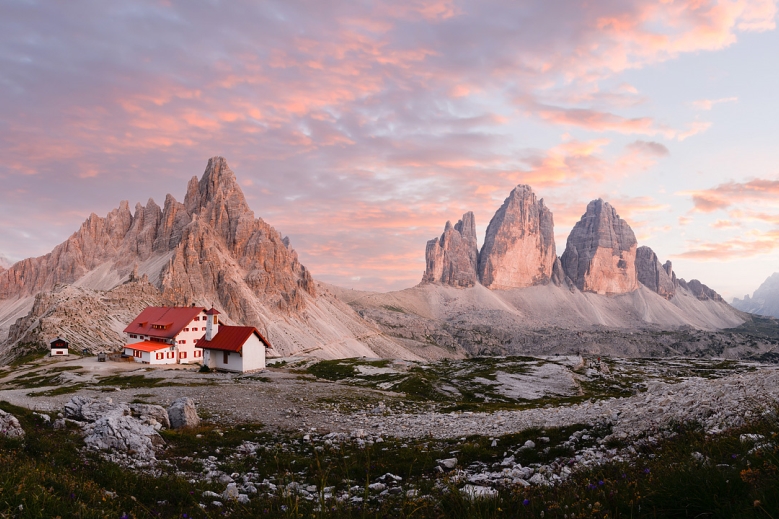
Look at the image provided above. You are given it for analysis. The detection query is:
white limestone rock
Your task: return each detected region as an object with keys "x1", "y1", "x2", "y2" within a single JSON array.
[
  {"x1": 167, "y1": 397, "x2": 200, "y2": 429},
  {"x1": 0, "y1": 409, "x2": 24, "y2": 438}
]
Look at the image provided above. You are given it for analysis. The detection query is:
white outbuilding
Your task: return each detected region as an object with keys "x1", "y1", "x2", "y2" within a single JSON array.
[
  {"x1": 50, "y1": 337, "x2": 69, "y2": 357},
  {"x1": 196, "y1": 312, "x2": 271, "y2": 373}
]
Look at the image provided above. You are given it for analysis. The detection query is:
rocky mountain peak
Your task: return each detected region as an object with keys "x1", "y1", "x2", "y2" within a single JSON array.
[
  {"x1": 478, "y1": 184, "x2": 556, "y2": 289},
  {"x1": 560, "y1": 199, "x2": 638, "y2": 295},
  {"x1": 422, "y1": 211, "x2": 479, "y2": 287}
]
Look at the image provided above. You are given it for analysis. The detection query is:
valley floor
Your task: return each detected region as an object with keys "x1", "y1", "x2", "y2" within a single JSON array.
[{"x1": 2, "y1": 353, "x2": 779, "y2": 517}]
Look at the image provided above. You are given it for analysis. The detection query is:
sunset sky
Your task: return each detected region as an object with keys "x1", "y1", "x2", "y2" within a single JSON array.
[{"x1": 2, "y1": 0, "x2": 779, "y2": 300}]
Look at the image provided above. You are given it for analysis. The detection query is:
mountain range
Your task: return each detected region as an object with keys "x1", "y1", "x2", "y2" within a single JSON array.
[
  {"x1": 0, "y1": 157, "x2": 767, "y2": 361},
  {"x1": 732, "y1": 273, "x2": 779, "y2": 318}
]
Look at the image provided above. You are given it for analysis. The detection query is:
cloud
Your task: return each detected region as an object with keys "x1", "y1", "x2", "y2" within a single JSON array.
[
  {"x1": 626, "y1": 140, "x2": 670, "y2": 157},
  {"x1": 685, "y1": 178, "x2": 779, "y2": 212},
  {"x1": 691, "y1": 96, "x2": 739, "y2": 110},
  {"x1": 0, "y1": 0, "x2": 777, "y2": 290},
  {"x1": 674, "y1": 230, "x2": 779, "y2": 260}
]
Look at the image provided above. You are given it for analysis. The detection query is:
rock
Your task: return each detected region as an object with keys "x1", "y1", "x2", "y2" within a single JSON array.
[
  {"x1": 560, "y1": 199, "x2": 638, "y2": 295},
  {"x1": 222, "y1": 483, "x2": 239, "y2": 500},
  {"x1": 33, "y1": 412, "x2": 51, "y2": 423},
  {"x1": 82, "y1": 412, "x2": 164, "y2": 461},
  {"x1": 422, "y1": 212, "x2": 479, "y2": 287},
  {"x1": 478, "y1": 185, "x2": 557, "y2": 289},
  {"x1": 635, "y1": 246, "x2": 675, "y2": 299},
  {"x1": 65, "y1": 396, "x2": 128, "y2": 422},
  {"x1": 0, "y1": 410, "x2": 24, "y2": 438},
  {"x1": 677, "y1": 278, "x2": 724, "y2": 302},
  {"x1": 167, "y1": 397, "x2": 200, "y2": 429},
  {"x1": 130, "y1": 403, "x2": 171, "y2": 429},
  {"x1": 437, "y1": 458, "x2": 457, "y2": 470}
]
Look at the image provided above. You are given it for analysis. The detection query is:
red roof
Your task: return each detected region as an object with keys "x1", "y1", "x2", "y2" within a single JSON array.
[
  {"x1": 123, "y1": 307, "x2": 205, "y2": 338},
  {"x1": 195, "y1": 325, "x2": 271, "y2": 352},
  {"x1": 125, "y1": 341, "x2": 171, "y2": 352},
  {"x1": 205, "y1": 308, "x2": 221, "y2": 315}
]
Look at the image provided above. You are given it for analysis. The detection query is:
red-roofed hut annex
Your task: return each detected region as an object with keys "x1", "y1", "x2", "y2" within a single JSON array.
[{"x1": 123, "y1": 306, "x2": 271, "y2": 372}]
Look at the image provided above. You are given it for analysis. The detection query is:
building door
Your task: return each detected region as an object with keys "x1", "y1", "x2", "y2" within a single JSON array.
[{"x1": 223, "y1": 351, "x2": 228, "y2": 364}]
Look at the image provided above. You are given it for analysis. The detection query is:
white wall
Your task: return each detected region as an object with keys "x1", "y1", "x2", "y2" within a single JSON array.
[
  {"x1": 204, "y1": 334, "x2": 265, "y2": 372},
  {"x1": 210, "y1": 348, "x2": 244, "y2": 372},
  {"x1": 241, "y1": 334, "x2": 266, "y2": 371},
  {"x1": 50, "y1": 348, "x2": 68, "y2": 356}
]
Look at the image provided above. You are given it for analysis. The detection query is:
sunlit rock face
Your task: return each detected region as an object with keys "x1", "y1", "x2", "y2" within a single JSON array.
[
  {"x1": 478, "y1": 185, "x2": 557, "y2": 289},
  {"x1": 0, "y1": 156, "x2": 315, "y2": 317},
  {"x1": 561, "y1": 199, "x2": 638, "y2": 295},
  {"x1": 422, "y1": 212, "x2": 479, "y2": 287},
  {"x1": 636, "y1": 246, "x2": 676, "y2": 300}
]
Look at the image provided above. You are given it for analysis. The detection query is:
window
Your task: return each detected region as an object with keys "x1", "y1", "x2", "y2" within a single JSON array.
[
  {"x1": 183, "y1": 328, "x2": 189, "y2": 332},
  {"x1": 134, "y1": 350, "x2": 142, "y2": 358},
  {"x1": 202, "y1": 327, "x2": 207, "y2": 331},
  {"x1": 166, "y1": 352, "x2": 174, "y2": 359},
  {"x1": 155, "y1": 353, "x2": 163, "y2": 360},
  {"x1": 193, "y1": 317, "x2": 200, "y2": 321},
  {"x1": 180, "y1": 352, "x2": 187, "y2": 359},
  {"x1": 223, "y1": 351, "x2": 229, "y2": 364},
  {"x1": 130, "y1": 334, "x2": 137, "y2": 338},
  {"x1": 178, "y1": 340, "x2": 186, "y2": 344},
  {"x1": 194, "y1": 350, "x2": 201, "y2": 358}
]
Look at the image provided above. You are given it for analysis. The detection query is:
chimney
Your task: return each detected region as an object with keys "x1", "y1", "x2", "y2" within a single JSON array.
[{"x1": 205, "y1": 307, "x2": 220, "y2": 341}]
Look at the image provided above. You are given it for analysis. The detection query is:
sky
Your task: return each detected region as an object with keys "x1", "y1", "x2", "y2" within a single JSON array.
[{"x1": 2, "y1": 0, "x2": 779, "y2": 300}]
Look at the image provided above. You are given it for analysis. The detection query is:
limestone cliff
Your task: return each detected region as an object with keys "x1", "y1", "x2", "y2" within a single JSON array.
[
  {"x1": 422, "y1": 212, "x2": 478, "y2": 287},
  {"x1": 560, "y1": 199, "x2": 638, "y2": 295},
  {"x1": 636, "y1": 246, "x2": 675, "y2": 299},
  {"x1": 478, "y1": 185, "x2": 556, "y2": 289}
]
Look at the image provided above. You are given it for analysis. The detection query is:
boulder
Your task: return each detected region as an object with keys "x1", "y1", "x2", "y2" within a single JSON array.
[
  {"x1": 65, "y1": 396, "x2": 127, "y2": 422},
  {"x1": 167, "y1": 397, "x2": 200, "y2": 429},
  {"x1": 0, "y1": 410, "x2": 24, "y2": 438},
  {"x1": 478, "y1": 185, "x2": 557, "y2": 289},
  {"x1": 560, "y1": 199, "x2": 638, "y2": 295},
  {"x1": 635, "y1": 246, "x2": 675, "y2": 299},
  {"x1": 130, "y1": 403, "x2": 171, "y2": 429},
  {"x1": 82, "y1": 413, "x2": 164, "y2": 461},
  {"x1": 422, "y1": 212, "x2": 479, "y2": 287}
]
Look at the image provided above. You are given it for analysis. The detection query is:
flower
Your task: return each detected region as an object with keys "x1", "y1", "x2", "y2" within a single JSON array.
[
  {"x1": 523, "y1": 499, "x2": 530, "y2": 506},
  {"x1": 598, "y1": 480, "x2": 604, "y2": 486}
]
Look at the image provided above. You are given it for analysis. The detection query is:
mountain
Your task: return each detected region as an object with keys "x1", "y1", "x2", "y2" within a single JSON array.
[
  {"x1": 0, "y1": 158, "x2": 442, "y2": 361},
  {"x1": 732, "y1": 273, "x2": 779, "y2": 318},
  {"x1": 422, "y1": 212, "x2": 479, "y2": 287},
  {"x1": 478, "y1": 185, "x2": 558, "y2": 289},
  {"x1": 1, "y1": 166, "x2": 748, "y2": 362},
  {"x1": 560, "y1": 199, "x2": 638, "y2": 295}
]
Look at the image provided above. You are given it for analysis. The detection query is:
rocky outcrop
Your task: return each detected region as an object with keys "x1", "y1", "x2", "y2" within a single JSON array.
[
  {"x1": 422, "y1": 212, "x2": 479, "y2": 287},
  {"x1": 3, "y1": 280, "x2": 164, "y2": 357},
  {"x1": 478, "y1": 185, "x2": 556, "y2": 289},
  {"x1": 65, "y1": 396, "x2": 165, "y2": 462},
  {"x1": 636, "y1": 246, "x2": 675, "y2": 299},
  {"x1": 732, "y1": 273, "x2": 779, "y2": 318},
  {"x1": 0, "y1": 409, "x2": 24, "y2": 438},
  {"x1": 677, "y1": 279, "x2": 724, "y2": 302},
  {"x1": 560, "y1": 199, "x2": 638, "y2": 295},
  {"x1": 167, "y1": 397, "x2": 200, "y2": 429}
]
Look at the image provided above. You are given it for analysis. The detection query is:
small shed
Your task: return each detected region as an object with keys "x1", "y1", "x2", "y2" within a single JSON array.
[{"x1": 50, "y1": 337, "x2": 69, "y2": 357}]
